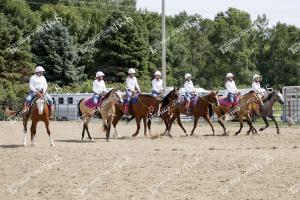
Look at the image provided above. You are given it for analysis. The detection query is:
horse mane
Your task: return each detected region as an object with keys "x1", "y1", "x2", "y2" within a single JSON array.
[
  {"x1": 162, "y1": 90, "x2": 175, "y2": 106},
  {"x1": 265, "y1": 91, "x2": 275, "y2": 102},
  {"x1": 103, "y1": 88, "x2": 115, "y2": 99}
]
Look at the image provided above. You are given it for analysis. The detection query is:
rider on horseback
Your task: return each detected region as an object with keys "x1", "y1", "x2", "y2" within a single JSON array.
[
  {"x1": 124, "y1": 68, "x2": 141, "y2": 115},
  {"x1": 92, "y1": 71, "x2": 107, "y2": 105},
  {"x1": 225, "y1": 72, "x2": 240, "y2": 105},
  {"x1": 184, "y1": 73, "x2": 196, "y2": 113},
  {"x1": 151, "y1": 71, "x2": 164, "y2": 97},
  {"x1": 252, "y1": 74, "x2": 266, "y2": 94},
  {"x1": 24, "y1": 66, "x2": 54, "y2": 115}
]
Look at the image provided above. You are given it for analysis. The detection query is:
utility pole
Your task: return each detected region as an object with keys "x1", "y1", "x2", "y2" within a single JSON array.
[{"x1": 162, "y1": 0, "x2": 166, "y2": 88}]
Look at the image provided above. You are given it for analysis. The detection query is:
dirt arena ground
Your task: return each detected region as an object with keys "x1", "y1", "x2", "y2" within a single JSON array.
[{"x1": 0, "y1": 120, "x2": 299, "y2": 200}]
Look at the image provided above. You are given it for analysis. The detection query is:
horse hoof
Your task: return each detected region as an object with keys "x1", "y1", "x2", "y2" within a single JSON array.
[
  {"x1": 132, "y1": 134, "x2": 137, "y2": 137},
  {"x1": 234, "y1": 132, "x2": 239, "y2": 136},
  {"x1": 106, "y1": 139, "x2": 110, "y2": 142},
  {"x1": 259, "y1": 128, "x2": 263, "y2": 131},
  {"x1": 31, "y1": 143, "x2": 36, "y2": 147},
  {"x1": 51, "y1": 143, "x2": 55, "y2": 147},
  {"x1": 90, "y1": 138, "x2": 94, "y2": 141}
]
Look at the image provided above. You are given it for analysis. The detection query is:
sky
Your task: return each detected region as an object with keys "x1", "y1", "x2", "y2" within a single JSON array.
[{"x1": 136, "y1": 0, "x2": 300, "y2": 27}]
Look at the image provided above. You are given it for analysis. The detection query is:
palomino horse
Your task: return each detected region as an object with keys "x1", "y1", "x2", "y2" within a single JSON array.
[
  {"x1": 78, "y1": 89, "x2": 123, "y2": 141},
  {"x1": 214, "y1": 92, "x2": 263, "y2": 136},
  {"x1": 252, "y1": 91, "x2": 284, "y2": 134},
  {"x1": 112, "y1": 93, "x2": 161, "y2": 137},
  {"x1": 5, "y1": 96, "x2": 54, "y2": 146},
  {"x1": 167, "y1": 91, "x2": 219, "y2": 137}
]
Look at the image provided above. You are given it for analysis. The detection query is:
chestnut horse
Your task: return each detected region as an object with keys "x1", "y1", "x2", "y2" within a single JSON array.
[
  {"x1": 214, "y1": 92, "x2": 263, "y2": 136},
  {"x1": 5, "y1": 96, "x2": 54, "y2": 146},
  {"x1": 78, "y1": 89, "x2": 123, "y2": 141},
  {"x1": 167, "y1": 91, "x2": 220, "y2": 137},
  {"x1": 112, "y1": 94, "x2": 161, "y2": 138}
]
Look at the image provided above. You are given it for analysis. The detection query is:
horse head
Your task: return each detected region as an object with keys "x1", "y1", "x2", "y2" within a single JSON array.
[
  {"x1": 274, "y1": 90, "x2": 284, "y2": 104},
  {"x1": 114, "y1": 89, "x2": 123, "y2": 104},
  {"x1": 36, "y1": 98, "x2": 45, "y2": 115},
  {"x1": 210, "y1": 90, "x2": 220, "y2": 106}
]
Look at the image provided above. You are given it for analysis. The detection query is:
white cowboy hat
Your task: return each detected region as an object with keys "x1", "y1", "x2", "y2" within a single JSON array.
[
  {"x1": 253, "y1": 74, "x2": 261, "y2": 80},
  {"x1": 35, "y1": 66, "x2": 45, "y2": 73},
  {"x1": 154, "y1": 71, "x2": 161, "y2": 76},
  {"x1": 96, "y1": 71, "x2": 105, "y2": 77},
  {"x1": 226, "y1": 73, "x2": 234, "y2": 78},
  {"x1": 128, "y1": 68, "x2": 136, "y2": 74},
  {"x1": 185, "y1": 73, "x2": 192, "y2": 79}
]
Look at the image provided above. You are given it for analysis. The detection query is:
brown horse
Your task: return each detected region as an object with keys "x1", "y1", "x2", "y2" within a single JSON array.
[
  {"x1": 78, "y1": 89, "x2": 123, "y2": 141},
  {"x1": 112, "y1": 93, "x2": 161, "y2": 138},
  {"x1": 214, "y1": 92, "x2": 263, "y2": 136},
  {"x1": 5, "y1": 96, "x2": 54, "y2": 146},
  {"x1": 167, "y1": 91, "x2": 219, "y2": 137}
]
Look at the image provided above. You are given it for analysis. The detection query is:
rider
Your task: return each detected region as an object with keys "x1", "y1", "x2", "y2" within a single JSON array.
[
  {"x1": 151, "y1": 71, "x2": 164, "y2": 97},
  {"x1": 92, "y1": 71, "x2": 107, "y2": 106},
  {"x1": 252, "y1": 74, "x2": 266, "y2": 94},
  {"x1": 225, "y1": 72, "x2": 239, "y2": 103},
  {"x1": 125, "y1": 68, "x2": 141, "y2": 115},
  {"x1": 184, "y1": 73, "x2": 196, "y2": 113},
  {"x1": 24, "y1": 66, "x2": 54, "y2": 115}
]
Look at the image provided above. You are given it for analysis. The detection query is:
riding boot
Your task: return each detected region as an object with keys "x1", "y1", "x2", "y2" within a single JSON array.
[{"x1": 185, "y1": 101, "x2": 190, "y2": 114}]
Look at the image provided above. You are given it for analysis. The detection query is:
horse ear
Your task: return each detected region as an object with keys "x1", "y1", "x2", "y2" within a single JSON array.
[{"x1": 215, "y1": 90, "x2": 219, "y2": 94}]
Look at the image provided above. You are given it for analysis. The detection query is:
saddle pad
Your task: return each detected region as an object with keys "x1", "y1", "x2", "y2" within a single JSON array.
[
  {"x1": 84, "y1": 98, "x2": 101, "y2": 108},
  {"x1": 180, "y1": 95, "x2": 198, "y2": 106},
  {"x1": 123, "y1": 94, "x2": 140, "y2": 104},
  {"x1": 219, "y1": 96, "x2": 239, "y2": 107}
]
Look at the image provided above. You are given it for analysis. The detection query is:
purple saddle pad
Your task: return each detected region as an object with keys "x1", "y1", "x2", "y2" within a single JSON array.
[
  {"x1": 84, "y1": 98, "x2": 100, "y2": 108},
  {"x1": 219, "y1": 96, "x2": 239, "y2": 107}
]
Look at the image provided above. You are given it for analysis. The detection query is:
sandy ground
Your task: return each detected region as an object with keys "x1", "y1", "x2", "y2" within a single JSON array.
[{"x1": 0, "y1": 120, "x2": 299, "y2": 200}]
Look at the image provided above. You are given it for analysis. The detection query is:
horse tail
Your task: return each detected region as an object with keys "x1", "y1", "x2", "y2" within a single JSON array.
[
  {"x1": 208, "y1": 104, "x2": 213, "y2": 117},
  {"x1": 78, "y1": 99, "x2": 84, "y2": 117},
  {"x1": 5, "y1": 107, "x2": 17, "y2": 117}
]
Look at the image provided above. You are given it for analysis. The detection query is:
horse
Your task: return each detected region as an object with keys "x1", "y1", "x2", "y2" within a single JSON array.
[
  {"x1": 252, "y1": 91, "x2": 284, "y2": 134},
  {"x1": 167, "y1": 91, "x2": 219, "y2": 137},
  {"x1": 78, "y1": 89, "x2": 123, "y2": 141},
  {"x1": 112, "y1": 93, "x2": 161, "y2": 138},
  {"x1": 147, "y1": 87, "x2": 181, "y2": 136},
  {"x1": 5, "y1": 96, "x2": 54, "y2": 146},
  {"x1": 214, "y1": 92, "x2": 263, "y2": 136}
]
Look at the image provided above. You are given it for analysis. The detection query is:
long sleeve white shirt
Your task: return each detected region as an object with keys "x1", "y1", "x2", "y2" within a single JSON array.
[
  {"x1": 29, "y1": 75, "x2": 47, "y2": 93},
  {"x1": 184, "y1": 80, "x2": 195, "y2": 93},
  {"x1": 152, "y1": 78, "x2": 163, "y2": 93},
  {"x1": 252, "y1": 81, "x2": 265, "y2": 93},
  {"x1": 126, "y1": 76, "x2": 140, "y2": 91},
  {"x1": 93, "y1": 80, "x2": 107, "y2": 94},
  {"x1": 225, "y1": 80, "x2": 238, "y2": 94}
]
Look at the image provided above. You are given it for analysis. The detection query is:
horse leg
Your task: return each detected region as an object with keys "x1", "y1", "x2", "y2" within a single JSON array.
[
  {"x1": 23, "y1": 114, "x2": 29, "y2": 146},
  {"x1": 45, "y1": 120, "x2": 54, "y2": 146},
  {"x1": 204, "y1": 116, "x2": 215, "y2": 136},
  {"x1": 161, "y1": 117, "x2": 169, "y2": 136},
  {"x1": 132, "y1": 116, "x2": 141, "y2": 137},
  {"x1": 143, "y1": 117, "x2": 147, "y2": 138},
  {"x1": 217, "y1": 118, "x2": 228, "y2": 135},
  {"x1": 81, "y1": 124, "x2": 86, "y2": 140},
  {"x1": 176, "y1": 115, "x2": 187, "y2": 136},
  {"x1": 190, "y1": 116, "x2": 200, "y2": 136},
  {"x1": 167, "y1": 114, "x2": 177, "y2": 137},
  {"x1": 147, "y1": 119, "x2": 152, "y2": 136},
  {"x1": 259, "y1": 117, "x2": 269, "y2": 132},
  {"x1": 85, "y1": 123, "x2": 93, "y2": 141},
  {"x1": 106, "y1": 121, "x2": 111, "y2": 142},
  {"x1": 270, "y1": 115, "x2": 280, "y2": 134},
  {"x1": 112, "y1": 113, "x2": 122, "y2": 138},
  {"x1": 30, "y1": 120, "x2": 38, "y2": 146},
  {"x1": 234, "y1": 115, "x2": 243, "y2": 136}
]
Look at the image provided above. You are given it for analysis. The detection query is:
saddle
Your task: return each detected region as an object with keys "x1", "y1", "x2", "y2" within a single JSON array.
[
  {"x1": 84, "y1": 98, "x2": 102, "y2": 108},
  {"x1": 180, "y1": 95, "x2": 198, "y2": 110},
  {"x1": 123, "y1": 93, "x2": 140, "y2": 104},
  {"x1": 219, "y1": 96, "x2": 240, "y2": 108}
]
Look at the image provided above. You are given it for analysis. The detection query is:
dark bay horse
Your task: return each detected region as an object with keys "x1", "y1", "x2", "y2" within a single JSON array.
[
  {"x1": 167, "y1": 91, "x2": 219, "y2": 137},
  {"x1": 78, "y1": 89, "x2": 123, "y2": 141},
  {"x1": 214, "y1": 92, "x2": 263, "y2": 136},
  {"x1": 147, "y1": 88, "x2": 181, "y2": 136},
  {"x1": 5, "y1": 96, "x2": 54, "y2": 146},
  {"x1": 252, "y1": 91, "x2": 284, "y2": 134},
  {"x1": 112, "y1": 93, "x2": 161, "y2": 138}
]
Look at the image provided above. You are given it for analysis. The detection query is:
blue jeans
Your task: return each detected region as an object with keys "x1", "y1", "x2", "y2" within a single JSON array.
[
  {"x1": 185, "y1": 92, "x2": 192, "y2": 101},
  {"x1": 126, "y1": 90, "x2": 133, "y2": 103},
  {"x1": 228, "y1": 93, "x2": 235, "y2": 103},
  {"x1": 25, "y1": 91, "x2": 53, "y2": 106},
  {"x1": 93, "y1": 93, "x2": 102, "y2": 104},
  {"x1": 152, "y1": 90, "x2": 160, "y2": 97}
]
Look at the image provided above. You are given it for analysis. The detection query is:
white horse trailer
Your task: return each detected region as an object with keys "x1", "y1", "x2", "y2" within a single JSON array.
[
  {"x1": 283, "y1": 86, "x2": 300, "y2": 124},
  {"x1": 51, "y1": 93, "x2": 94, "y2": 120}
]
